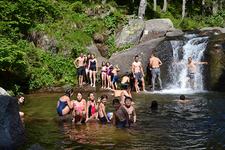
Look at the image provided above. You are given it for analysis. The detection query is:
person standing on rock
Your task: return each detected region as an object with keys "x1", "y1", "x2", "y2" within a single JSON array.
[
  {"x1": 132, "y1": 55, "x2": 146, "y2": 93},
  {"x1": 74, "y1": 52, "x2": 85, "y2": 88},
  {"x1": 172, "y1": 57, "x2": 208, "y2": 90},
  {"x1": 88, "y1": 54, "x2": 98, "y2": 87},
  {"x1": 149, "y1": 53, "x2": 163, "y2": 91}
]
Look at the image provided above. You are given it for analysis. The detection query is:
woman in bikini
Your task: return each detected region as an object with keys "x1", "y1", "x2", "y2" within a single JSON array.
[
  {"x1": 72, "y1": 92, "x2": 87, "y2": 124},
  {"x1": 88, "y1": 54, "x2": 98, "y2": 87},
  {"x1": 101, "y1": 61, "x2": 107, "y2": 89},
  {"x1": 85, "y1": 92, "x2": 100, "y2": 122},
  {"x1": 57, "y1": 89, "x2": 74, "y2": 116}
]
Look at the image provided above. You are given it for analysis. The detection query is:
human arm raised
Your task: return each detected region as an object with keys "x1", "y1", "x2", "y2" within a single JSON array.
[
  {"x1": 95, "y1": 98, "x2": 101, "y2": 110},
  {"x1": 115, "y1": 65, "x2": 120, "y2": 72},
  {"x1": 172, "y1": 62, "x2": 187, "y2": 65},
  {"x1": 194, "y1": 62, "x2": 208, "y2": 65}
]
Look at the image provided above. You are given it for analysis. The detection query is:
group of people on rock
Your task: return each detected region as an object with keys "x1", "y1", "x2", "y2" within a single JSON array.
[
  {"x1": 56, "y1": 83, "x2": 138, "y2": 129},
  {"x1": 74, "y1": 52, "x2": 208, "y2": 92}
]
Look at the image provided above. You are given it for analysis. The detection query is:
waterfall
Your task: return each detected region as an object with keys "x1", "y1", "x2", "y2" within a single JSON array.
[{"x1": 168, "y1": 34, "x2": 209, "y2": 91}]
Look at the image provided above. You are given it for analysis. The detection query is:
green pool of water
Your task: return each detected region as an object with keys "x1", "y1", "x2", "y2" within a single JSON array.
[{"x1": 18, "y1": 91, "x2": 225, "y2": 149}]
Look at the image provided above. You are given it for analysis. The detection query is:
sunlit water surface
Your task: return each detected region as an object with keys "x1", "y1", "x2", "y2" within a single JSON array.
[{"x1": 18, "y1": 91, "x2": 225, "y2": 149}]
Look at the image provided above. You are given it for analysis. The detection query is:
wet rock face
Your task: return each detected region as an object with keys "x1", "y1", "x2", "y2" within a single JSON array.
[
  {"x1": 0, "y1": 95, "x2": 27, "y2": 149},
  {"x1": 115, "y1": 19, "x2": 145, "y2": 48},
  {"x1": 204, "y1": 35, "x2": 225, "y2": 91},
  {"x1": 109, "y1": 37, "x2": 165, "y2": 76}
]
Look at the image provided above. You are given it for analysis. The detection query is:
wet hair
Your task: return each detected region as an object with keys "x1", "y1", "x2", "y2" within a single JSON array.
[
  {"x1": 18, "y1": 94, "x2": 24, "y2": 99},
  {"x1": 180, "y1": 95, "x2": 185, "y2": 100},
  {"x1": 135, "y1": 55, "x2": 139, "y2": 59},
  {"x1": 66, "y1": 88, "x2": 74, "y2": 97},
  {"x1": 151, "y1": 101, "x2": 158, "y2": 109},
  {"x1": 102, "y1": 61, "x2": 105, "y2": 66},
  {"x1": 124, "y1": 82, "x2": 131, "y2": 90},
  {"x1": 101, "y1": 94, "x2": 108, "y2": 100},
  {"x1": 125, "y1": 97, "x2": 132, "y2": 102},
  {"x1": 117, "y1": 87, "x2": 121, "y2": 90},
  {"x1": 77, "y1": 91, "x2": 83, "y2": 96},
  {"x1": 150, "y1": 53, "x2": 154, "y2": 56},
  {"x1": 125, "y1": 72, "x2": 129, "y2": 77},
  {"x1": 113, "y1": 99, "x2": 120, "y2": 104},
  {"x1": 109, "y1": 66, "x2": 113, "y2": 69},
  {"x1": 88, "y1": 92, "x2": 94, "y2": 97}
]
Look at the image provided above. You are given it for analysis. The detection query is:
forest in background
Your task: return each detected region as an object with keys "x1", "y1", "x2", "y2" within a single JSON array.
[{"x1": 0, "y1": 0, "x2": 225, "y2": 95}]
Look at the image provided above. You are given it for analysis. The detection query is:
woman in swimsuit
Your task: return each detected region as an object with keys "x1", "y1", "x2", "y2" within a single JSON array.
[
  {"x1": 85, "y1": 53, "x2": 91, "y2": 85},
  {"x1": 72, "y1": 92, "x2": 87, "y2": 124},
  {"x1": 88, "y1": 54, "x2": 98, "y2": 87},
  {"x1": 101, "y1": 61, "x2": 107, "y2": 89},
  {"x1": 106, "y1": 62, "x2": 112, "y2": 89},
  {"x1": 57, "y1": 89, "x2": 74, "y2": 116},
  {"x1": 85, "y1": 92, "x2": 100, "y2": 122}
]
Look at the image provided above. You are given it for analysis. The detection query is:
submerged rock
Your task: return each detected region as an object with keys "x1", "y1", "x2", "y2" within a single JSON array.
[
  {"x1": 53, "y1": 114, "x2": 74, "y2": 123},
  {"x1": 109, "y1": 37, "x2": 165, "y2": 76},
  {"x1": 115, "y1": 19, "x2": 145, "y2": 48},
  {"x1": 0, "y1": 95, "x2": 27, "y2": 149},
  {"x1": 27, "y1": 143, "x2": 46, "y2": 150},
  {"x1": 0, "y1": 87, "x2": 10, "y2": 96}
]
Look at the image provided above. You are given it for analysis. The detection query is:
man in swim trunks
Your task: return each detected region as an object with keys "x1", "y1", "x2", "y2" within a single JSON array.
[
  {"x1": 149, "y1": 54, "x2": 163, "y2": 91},
  {"x1": 132, "y1": 55, "x2": 146, "y2": 92},
  {"x1": 172, "y1": 57, "x2": 208, "y2": 90},
  {"x1": 74, "y1": 52, "x2": 85, "y2": 88}
]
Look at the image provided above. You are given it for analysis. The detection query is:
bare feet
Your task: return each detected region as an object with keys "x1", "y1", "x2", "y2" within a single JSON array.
[{"x1": 143, "y1": 90, "x2": 147, "y2": 92}]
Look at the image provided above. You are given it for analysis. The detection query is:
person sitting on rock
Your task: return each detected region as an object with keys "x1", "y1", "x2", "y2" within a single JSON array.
[
  {"x1": 18, "y1": 94, "x2": 25, "y2": 117},
  {"x1": 72, "y1": 92, "x2": 87, "y2": 124},
  {"x1": 121, "y1": 72, "x2": 130, "y2": 89},
  {"x1": 57, "y1": 88, "x2": 74, "y2": 116}
]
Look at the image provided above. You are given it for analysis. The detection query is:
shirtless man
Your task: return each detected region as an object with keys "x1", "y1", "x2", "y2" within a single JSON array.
[
  {"x1": 120, "y1": 82, "x2": 132, "y2": 105},
  {"x1": 172, "y1": 57, "x2": 208, "y2": 90},
  {"x1": 123, "y1": 97, "x2": 136, "y2": 125},
  {"x1": 121, "y1": 72, "x2": 130, "y2": 88},
  {"x1": 132, "y1": 55, "x2": 146, "y2": 92},
  {"x1": 74, "y1": 52, "x2": 85, "y2": 88},
  {"x1": 112, "y1": 99, "x2": 129, "y2": 129},
  {"x1": 111, "y1": 65, "x2": 120, "y2": 90}
]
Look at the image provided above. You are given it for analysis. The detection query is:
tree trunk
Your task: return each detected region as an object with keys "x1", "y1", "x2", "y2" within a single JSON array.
[
  {"x1": 162, "y1": 0, "x2": 167, "y2": 13},
  {"x1": 182, "y1": 0, "x2": 186, "y2": 20},
  {"x1": 138, "y1": 0, "x2": 147, "y2": 19},
  {"x1": 202, "y1": 0, "x2": 205, "y2": 16},
  {"x1": 153, "y1": 0, "x2": 157, "y2": 11},
  {"x1": 212, "y1": 0, "x2": 218, "y2": 14}
]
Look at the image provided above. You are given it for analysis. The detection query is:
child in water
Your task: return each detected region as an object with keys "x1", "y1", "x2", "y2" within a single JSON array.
[
  {"x1": 112, "y1": 99, "x2": 130, "y2": 129},
  {"x1": 123, "y1": 97, "x2": 137, "y2": 125},
  {"x1": 72, "y1": 92, "x2": 87, "y2": 124},
  {"x1": 106, "y1": 62, "x2": 112, "y2": 89},
  {"x1": 121, "y1": 72, "x2": 130, "y2": 88},
  {"x1": 173, "y1": 95, "x2": 190, "y2": 103},
  {"x1": 85, "y1": 92, "x2": 100, "y2": 122},
  {"x1": 18, "y1": 94, "x2": 25, "y2": 117},
  {"x1": 101, "y1": 61, "x2": 107, "y2": 89},
  {"x1": 98, "y1": 94, "x2": 113, "y2": 123}
]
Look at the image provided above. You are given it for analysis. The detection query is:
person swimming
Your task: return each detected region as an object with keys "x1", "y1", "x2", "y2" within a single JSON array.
[
  {"x1": 173, "y1": 95, "x2": 190, "y2": 103},
  {"x1": 57, "y1": 89, "x2": 74, "y2": 116},
  {"x1": 151, "y1": 100, "x2": 158, "y2": 110}
]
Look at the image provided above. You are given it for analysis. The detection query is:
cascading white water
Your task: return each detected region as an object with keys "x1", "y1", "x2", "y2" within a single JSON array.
[{"x1": 168, "y1": 34, "x2": 209, "y2": 91}]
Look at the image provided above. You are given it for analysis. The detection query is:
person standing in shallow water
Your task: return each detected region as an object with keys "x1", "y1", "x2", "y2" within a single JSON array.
[
  {"x1": 132, "y1": 55, "x2": 146, "y2": 93},
  {"x1": 74, "y1": 52, "x2": 85, "y2": 88},
  {"x1": 149, "y1": 53, "x2": 163, "y2": 91},
  {"x1": 172, "y1": 57, "x2": 208, "y2": 90}
]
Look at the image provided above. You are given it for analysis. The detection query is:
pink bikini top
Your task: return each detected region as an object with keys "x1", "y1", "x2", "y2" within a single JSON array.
[{"x1": 74, "y1": 101, "x2": 85, "y2": 111}]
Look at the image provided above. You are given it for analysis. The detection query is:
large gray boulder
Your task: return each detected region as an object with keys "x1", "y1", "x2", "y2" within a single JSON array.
[
  {"x1": 85, "y1": 44, "x2": 101, "y2": 56},
  {"x1": 200, "y1": 27, "x2": 225, "y2": 33},
  {"x1": 166, "y1": 28, "x2": 184, "y2": 37},
  {"x1": 140, "y1": 19, "x2": 174, "y2": 43},
  {"x1": 97, "y1": 56, "x2": 108, "y2": 68},
  {"x1": 0, "y1": 95, "x2": 27, "y2": 149},
  {"x1": 109, "y1": 37, "x2": 165, "y2": 76},
  {"x1": 115, "y1": 19, "x2": 145, "y2": 48},
  {"x1": 0, "y1": 87, "x2": 10, "y2": 96}
]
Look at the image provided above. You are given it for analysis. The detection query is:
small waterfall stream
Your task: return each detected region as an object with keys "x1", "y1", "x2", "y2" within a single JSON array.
[{"x1": 151, "y1": 34, "x2": 209, "y2": 94}]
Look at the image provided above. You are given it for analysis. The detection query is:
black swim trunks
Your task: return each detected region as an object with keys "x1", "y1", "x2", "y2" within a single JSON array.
[
  {"x1": 186, "y1": 73, "x2": 195, "y2": 79},
  {"x1": 78, "y1": 66, "x2": 85, "y2": 76}
]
